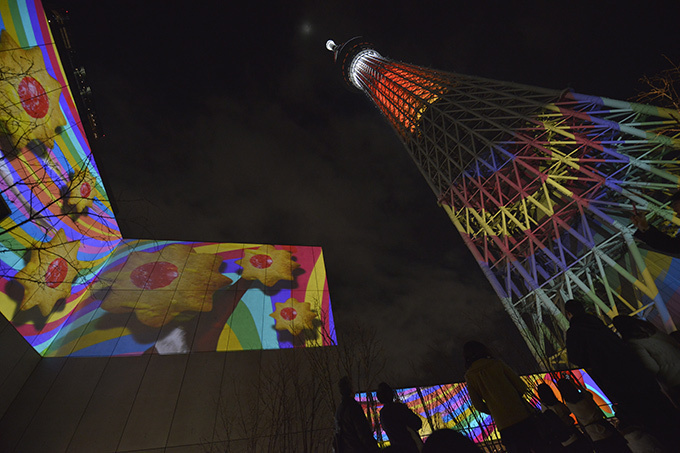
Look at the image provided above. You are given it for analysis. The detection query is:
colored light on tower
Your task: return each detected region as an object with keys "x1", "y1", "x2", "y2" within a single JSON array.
[{"x1": 328, "y1": 38, "x2": 680, "y2": 361}]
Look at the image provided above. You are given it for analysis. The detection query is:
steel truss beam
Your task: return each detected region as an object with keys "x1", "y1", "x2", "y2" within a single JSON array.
[{"x1": 332, "y1": 41, "x2": 680, "y2": 365}]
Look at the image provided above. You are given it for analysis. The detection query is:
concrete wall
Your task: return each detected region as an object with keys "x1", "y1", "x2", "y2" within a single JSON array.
[
  {"x1": 0, "y1": 346, "x2": 338, "y2": 452},
  {"x1": 0, "y1": 313, "x2": 41, "y2": 418}
]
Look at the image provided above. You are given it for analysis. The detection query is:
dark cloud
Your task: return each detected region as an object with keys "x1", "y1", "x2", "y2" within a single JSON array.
[{"x1": 56, "y1": 0, "x2": 679, "y2": 386}]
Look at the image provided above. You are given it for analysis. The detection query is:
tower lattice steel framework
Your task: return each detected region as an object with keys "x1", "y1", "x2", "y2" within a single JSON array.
[{"x1": 328, "y1": 38, "x2": 680, "y2": 364}]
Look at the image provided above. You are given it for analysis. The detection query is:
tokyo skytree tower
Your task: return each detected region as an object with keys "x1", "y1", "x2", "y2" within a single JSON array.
[{"x1": 327, "y1": 38, "x2": 680, "y2": 363}]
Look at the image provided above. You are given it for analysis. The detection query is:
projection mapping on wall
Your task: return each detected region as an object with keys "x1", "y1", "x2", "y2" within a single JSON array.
[
  {"x1": 0, "y1": 0, "x2": 335, "y2": 356},
  {"x1": 357, "y1": 369, "x2": 613, "y2": 446}
]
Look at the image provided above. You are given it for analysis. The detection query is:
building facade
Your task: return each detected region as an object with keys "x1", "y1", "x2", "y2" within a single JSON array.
[{"x1": 0, "y1": 2, "x2": 337, "y2": 451}]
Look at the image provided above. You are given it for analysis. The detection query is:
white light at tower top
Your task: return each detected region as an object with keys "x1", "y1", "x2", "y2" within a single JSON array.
[
  {"x1": 348, "y1": 48, "x2": 381, "y2": 90},
  {"x1": 325, "y1": 40, "x2": 337, "y2": 52}
]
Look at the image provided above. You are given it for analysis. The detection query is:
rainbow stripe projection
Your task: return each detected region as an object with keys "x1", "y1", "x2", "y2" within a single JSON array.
[
  {"x1": 41, "y1": 240, "x2": 333, "y2": 356},
  {"x1": 0, "y1": 0, "x2": 122, "y2": 353},
  {"x1": 617, "y1": 248, "x2": 680, "y2": 326},
  {"x1": 0, "y1": 0, "x2": 336, "y2": 356},
  {"x1": 331, "y1": 39, "x2": 680, "y2": 361},
  {"x1": 357, "y1": 369, "x2": 612, "y2": 447}
]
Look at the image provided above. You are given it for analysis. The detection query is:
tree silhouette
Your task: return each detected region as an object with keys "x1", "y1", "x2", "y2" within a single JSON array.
[
  {"x1": 634, "y1": 57, "x2": 680, "y2": 111},
  {"x1": 211, "y1": 314, "x2": 388, "y2": 452},
  {"x1": 0, "y1": 29, "x2": 119, "y2": 327}
]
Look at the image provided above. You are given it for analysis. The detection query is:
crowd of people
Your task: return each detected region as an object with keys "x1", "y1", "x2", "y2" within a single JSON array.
[
  {"x1": 333, "y1": 299, "x2": 680, "y2": 452},
  {"x1": 333, "y1": 189, "x2": 680, "y2": 453}
]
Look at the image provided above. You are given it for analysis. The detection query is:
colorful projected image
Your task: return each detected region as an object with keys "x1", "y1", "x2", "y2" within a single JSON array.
[
  {"x1": 357, "y1": 369, "x2": 612, "y2": 447},
  {"x1": 43, "y1": 240, "x2": 334, "y2": 356},
  {"x1": 0, "y1": 0, "x2": 121, "y2": 352},
  {"x1": 619, "y1": 248, "x2": 680, "y2": 326},
  {"x1": 0, "y1": 1, "x2": 337, "y2": 357}
]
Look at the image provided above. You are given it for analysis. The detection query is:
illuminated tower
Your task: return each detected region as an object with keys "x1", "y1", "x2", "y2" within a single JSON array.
[{"x1": 327, "y1": 38, "x2": 680, "y2": 363}]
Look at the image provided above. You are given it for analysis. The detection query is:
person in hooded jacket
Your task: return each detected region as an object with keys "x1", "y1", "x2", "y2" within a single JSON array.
[{"x1": 463, "y1": 340, "x2": 550, "y2": 453}]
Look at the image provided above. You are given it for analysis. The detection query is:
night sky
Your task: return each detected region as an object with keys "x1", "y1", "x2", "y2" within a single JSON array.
[{"x1": 48, "y1": 0, "x2": 680, "y2": 386}]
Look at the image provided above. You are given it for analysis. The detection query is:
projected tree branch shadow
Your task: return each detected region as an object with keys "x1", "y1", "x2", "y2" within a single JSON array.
[{"x1": 0, "y1": 7, "x2": 337, "y2": 361}]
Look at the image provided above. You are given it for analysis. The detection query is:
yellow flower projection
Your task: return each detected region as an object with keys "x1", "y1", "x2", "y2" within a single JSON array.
[
  {"x1": 65, "y1": 170, "x2": 96, "y2": 213},
  {"x1": 269, "y1": 298, "x2": 316, "y2": 336},
  {"x1": 98, "y1": 244, "x2": 232, "y2": 328},
  {"x1": 15, "y1": 229, "x2": 81, "y2": 316},
  {"x1": 235, "y1": 245, "x2": 300, "y2": 287},
  {"x1": 0, "y1": 31, "x2": 67, "y2": 151}
]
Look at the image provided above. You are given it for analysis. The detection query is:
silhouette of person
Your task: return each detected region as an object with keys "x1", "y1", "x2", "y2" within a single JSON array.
[
  {"x1": 630, "y1": 191, "x2": 680, "y2": 255},
  {"x1": 564, "y1": 299, "x2": 678, "y2": 448},
  {"x1": 463, "y1": 340, "x2": 550, "y2": 453},
  {"x1": 422, "y1": 428, "x2": 481, "y2": 453},
  {"x1": 555, "y1": 378, "x2": 631, "y2": 453},
  {"x1": 376, "y1": 382, "x2": 423, "y2": 453},
  {"x1": 536, "y1": 383, "x2": 591, "y2": 452},
  {"x1": 612, "y1": 315, "x2": 680, "y2": 408},
  {"x1": 334, "y1": 376, "x2": 380, "y2": 453}
]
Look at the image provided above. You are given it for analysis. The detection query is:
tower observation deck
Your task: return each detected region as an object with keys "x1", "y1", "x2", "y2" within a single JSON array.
[{"x1": 328, "y1": 38, "x2": 680, "y2": 364}]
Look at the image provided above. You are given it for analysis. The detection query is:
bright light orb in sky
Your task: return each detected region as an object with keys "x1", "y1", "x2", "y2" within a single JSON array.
[{"x1": 299, "y1": 20, "x2": 313, "y2": 36}]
